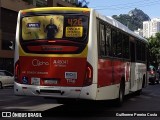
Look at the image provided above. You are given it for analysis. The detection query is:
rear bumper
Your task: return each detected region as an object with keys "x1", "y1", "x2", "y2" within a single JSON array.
[
  {"x1": 14, "y1": 82, "x2": 97, "y2": 100},
  {"x1": 149, "y1": 77, "x2": 156, "y2": 82}
]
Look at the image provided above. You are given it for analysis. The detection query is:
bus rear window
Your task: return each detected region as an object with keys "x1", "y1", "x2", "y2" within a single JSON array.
[{"x1": 21, "y1": 14, "x2": 89, "y2": 42}]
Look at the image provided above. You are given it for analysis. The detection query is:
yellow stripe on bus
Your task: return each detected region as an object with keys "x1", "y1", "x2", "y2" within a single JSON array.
[{"x1": 21, "y1": 7, "x2": 90, "y2": 13}]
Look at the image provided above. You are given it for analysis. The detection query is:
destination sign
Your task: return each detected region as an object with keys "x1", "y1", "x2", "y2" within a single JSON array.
[{"x1": 65, "y1": 27, "x2": 83, "y2": 37}]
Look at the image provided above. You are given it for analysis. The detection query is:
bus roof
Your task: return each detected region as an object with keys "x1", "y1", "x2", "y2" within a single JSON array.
[
  {"x1": 93, "y1": 9, "x2": 148, "y2": 43},
  {"x1": 20, "y1": 7, "x2": 90, "y2": 13}
]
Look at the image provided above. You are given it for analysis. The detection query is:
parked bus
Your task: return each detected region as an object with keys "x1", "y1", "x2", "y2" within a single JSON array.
[{"x1": 14, "y1": 7, "x2": 148, "y2": 106}]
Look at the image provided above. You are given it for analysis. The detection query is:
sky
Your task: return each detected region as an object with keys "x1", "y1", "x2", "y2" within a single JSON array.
[{"x1": 88, "y1": 0, "x2": 160, "y2": 19}]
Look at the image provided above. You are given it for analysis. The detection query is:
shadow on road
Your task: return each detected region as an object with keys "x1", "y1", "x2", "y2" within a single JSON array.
[
  {"x1": 44, "y1": 101, "x2": 114, "y2": 117},
  {"x1": 43, "y1": 93, "x2": 141, "y2": 117}
]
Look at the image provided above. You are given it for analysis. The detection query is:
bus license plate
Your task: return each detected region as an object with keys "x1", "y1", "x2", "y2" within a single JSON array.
[{"x1": 44, "y1": 80, "x2": 58, "y2": 84}]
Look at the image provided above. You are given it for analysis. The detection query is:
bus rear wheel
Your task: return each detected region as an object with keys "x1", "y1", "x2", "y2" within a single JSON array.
[
  {"x1": 0, "y1": 82, "x2": 3, "y2": 89},
  {"x1": 136, "y1": 89, "x2": 142, "y2": 96},
  {"x1": 115, "y1": 82, "x2": 125, "y2": 107}
]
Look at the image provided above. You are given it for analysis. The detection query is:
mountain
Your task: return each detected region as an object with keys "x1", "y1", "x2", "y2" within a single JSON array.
[{"x1": 112, "y1": 8, "x2": 150, "y2": 31}]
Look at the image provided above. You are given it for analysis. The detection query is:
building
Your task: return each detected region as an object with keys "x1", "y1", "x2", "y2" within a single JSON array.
[
  {"x1": 62, "y1": 0, "x2": 78, "y2": 4},
  {"x1": 134, "y1": 28, "x2": 143, "y2": 37},
  {"x1": 32, "y1": 0, "x2": 47, "y2": 7},
  {"x1": 0, "y1": 0, "x2": 76, "y2": 73},
  {"x1": 143, "y1": 18, "x2": 160, "y2": 38}
]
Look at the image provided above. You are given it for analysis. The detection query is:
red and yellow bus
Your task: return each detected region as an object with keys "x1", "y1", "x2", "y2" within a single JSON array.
[{"x1": 14, "y1": 7, "x2": 148, "y2": 105}]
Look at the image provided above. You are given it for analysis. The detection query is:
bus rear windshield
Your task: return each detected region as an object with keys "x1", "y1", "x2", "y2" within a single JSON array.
[{"x1": 21, "y1": 13, "x2": 89, "y2": 42}]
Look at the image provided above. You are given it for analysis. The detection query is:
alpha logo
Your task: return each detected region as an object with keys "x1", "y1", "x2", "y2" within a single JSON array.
[
  {"x1": 32, "y1": 59, "x2": 49, "y2": 66},
  {"x1": 27, "y1": 23, "x2": 40, "y2": 28}
]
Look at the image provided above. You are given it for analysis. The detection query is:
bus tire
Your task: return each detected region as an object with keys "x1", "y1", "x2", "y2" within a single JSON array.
[
  {"x1": 115, "y1": 81, "x2": 125, "y2": 107},
  {"x1": 136, "y1": 89, "x2": 142, "y2": 96},
  {"x1": 151, "y1": 80, "x2": 155, "y2": 85},
  {"x1": 0, "y1": 82, "x2": 3, "y2": 89},
  {"x1": 136, "y1": 75, "x2": 146, "y2": 95},
  {"x1": 142, "y1": 75, "x2": 145, "y2": 88},
  {"x1": 156, "y1": 81, "x2": 159, "y2": 84}
]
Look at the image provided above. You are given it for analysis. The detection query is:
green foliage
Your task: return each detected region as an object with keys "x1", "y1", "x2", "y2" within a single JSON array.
[
  {"x1": 147, "y1": 32, "x2": 160, "y2": 67},
  {"x1": 76, "y1": 0, "x2": 89, "y2": 8}
]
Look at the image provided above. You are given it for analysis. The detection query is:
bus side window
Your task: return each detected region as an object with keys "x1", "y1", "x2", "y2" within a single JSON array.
[
  {"x1": 141, "y1": 43, "x2": 146, "y2": 61},
  {"x1": 136, "y1": 41, "x2": 142, "y2": 61},
  {"x1": 123, "y1": 34, "x2": 129, "y2": 59},
  {"x1": 111, "y1": 29, "x2": 122, "y2": 58},
  {"x1": 116, "y1": 31, "x2": 122, "y2": 58},
  {"x1": 112, "y1": 29, "x2": 117, "y2": 57},
  {"x1": 105, "y1": 26, "x2": 112, "y2": 56},
  {"x1": 99, "y1": 24, "x2": 105, "y2": 56}
]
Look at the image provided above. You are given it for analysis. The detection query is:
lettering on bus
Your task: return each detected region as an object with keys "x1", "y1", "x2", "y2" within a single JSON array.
[
  {"x1": 65, "y1": 72, "x2": 77, "y2": 83},
  {"x1": 32, "y1": 59, "x2": 49, "y2": 66},
  {"x1": 27, "y1": 71, "x2": 48, "y2": 75},
  {"x1": 53, "y1": 60, "x2": 68, "y2": 67},
  {"x1": 27, "y1": 23, "x2": 40, "y2": 28},
  {"x1": 65, "y1": 27, "x2": 83, "y2": 37},
  {"x1": 66, "y1": 79, "x2": 76, "y2": 83},
  {"x1": 42, "y1": 47, "x2": 62, "y2": 51},
  {"x1": 67, "y1": 18, "x2": 82, "y2": 26}
]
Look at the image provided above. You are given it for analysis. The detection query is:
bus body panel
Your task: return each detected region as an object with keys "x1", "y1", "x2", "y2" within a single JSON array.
[
  {"x1": 130, "y1": 63, "x2": 146, "y2": 92},
  {"x1": 14, "y1": 82, "x2": 81, "y2": 98},
  {"x1": 98, "y1": 59, "x2": 113, "y2": 87},
  {"x1": 96, "y1": 84, "x2": 120, "y2": 100},
  {"x1": 18, "y1": 56, "x2": 87, "y2": 87},
  {"x1": 98, "y1": 59, "x2": 127, "y2": 87},
  {"x1": 97, "y1": 59, "x2": 131, "y2": 100},
  {"x1": 14, "y1": 81, "x2": 97, "y2": 100},
  {"x1": 94, "y1": 10, "x2": 147, "y2": 100},
  {"x1": 124, "y1": 81, "x2": 130, "y2": 95},
  {"x1": 86, "y1": 9, "x2": 98, "y2": 84},
  {"x1": 79, "y1": 9, "x2": 98, "y2": 100},
  {"x1": 14, "y1": 12, "x2": 20, "y2": 68},
  {"x1": 79, "y1": 84, "x2": 97, "y2": 100}
]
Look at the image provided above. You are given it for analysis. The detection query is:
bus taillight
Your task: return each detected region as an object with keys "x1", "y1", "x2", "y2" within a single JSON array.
[
  {"x1": 83, "y1": 62, "x2": 93, "y2": 86},
  {"x1": 15, "y1": 60, "x2": 20, "y2": 83}
]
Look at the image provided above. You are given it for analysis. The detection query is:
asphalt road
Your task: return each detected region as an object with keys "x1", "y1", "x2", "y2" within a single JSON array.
[{"x1": 0, "y1": 84, "x2": 160, "y2": 120}]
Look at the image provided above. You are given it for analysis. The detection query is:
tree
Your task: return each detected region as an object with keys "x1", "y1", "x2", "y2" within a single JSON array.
[
  {"x1": 147, "y1": 32, "x2": 160, "y2": 68},
  {"x1": 76, "y1": 0, "x2": 89, "y2": 8}
]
